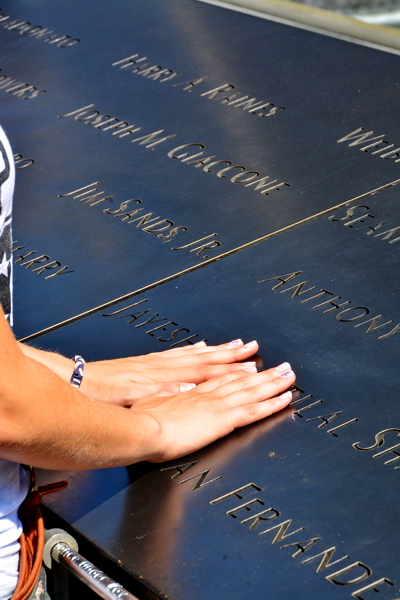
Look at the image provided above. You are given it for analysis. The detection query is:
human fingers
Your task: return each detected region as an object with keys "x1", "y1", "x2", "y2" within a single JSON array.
[
  {"x1": 93, "y1": 381, "x2": 197, "y2": 406},
  {"x1": 160, "y1": 360, "x2": 260, "y2": 384},
  {"x1": 217, "y1": 367, "x2": 295, "y2": 408},
  {"x1": 195, "y1": 362, "x2": 293, "y2": 393},
  {"x1": 227, "y1": 387, "x2": 293, "y2": 429},
  {"x1": 146, "y1": 341, "x2": 260, "y2": 380},
  {"x1": 147, "y1": 340, "x2": 258, "y2": 366},
  {"x1": 142, "y1": 370, "x2": 295, "y2": 462},
  {"x1": 172, "y1": 357, "x2": 293, "y2": 386},
  {"x1": 183, "y1": 340, "x2": 260, "y2": 367},
  {"x1": 149, "y1": 339, "x2": 243, "y2": 356}
]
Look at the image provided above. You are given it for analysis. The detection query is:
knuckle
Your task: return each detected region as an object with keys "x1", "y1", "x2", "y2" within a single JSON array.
[{"x1": 245, "y1": 403, "x2": 258, "y2": 417}]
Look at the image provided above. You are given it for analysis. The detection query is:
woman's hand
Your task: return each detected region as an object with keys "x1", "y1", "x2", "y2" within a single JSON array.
[
  {"x1": 81, "y1": 339, "x2": 264, "y2": 405},
  {"x1": 129, "y1": 362, "x2": 295, "y2": 462}
]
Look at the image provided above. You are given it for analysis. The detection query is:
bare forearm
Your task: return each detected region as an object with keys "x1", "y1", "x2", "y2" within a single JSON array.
[
  {"x1": 17, "y1": 338, "x2": 268, "y2": 405},
  {"x1": 18, "y1": 342, "x2": 73, "y2": 382},
  {"x1": 3, "y1": 339, "x2": 153, "y2": 470},
  {"x1": 4, "y1": 315, "x2": 296, "y2": 468}
]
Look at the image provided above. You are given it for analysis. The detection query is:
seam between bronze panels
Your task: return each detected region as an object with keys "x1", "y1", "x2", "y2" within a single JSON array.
[{"x1": 19, "y1": 177, "x2": 400, "y2": 342}]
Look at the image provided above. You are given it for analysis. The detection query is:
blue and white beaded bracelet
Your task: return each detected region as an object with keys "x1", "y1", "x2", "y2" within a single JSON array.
[{"x1": 70, "y1": 355, "x2": 85, "y2": 388}]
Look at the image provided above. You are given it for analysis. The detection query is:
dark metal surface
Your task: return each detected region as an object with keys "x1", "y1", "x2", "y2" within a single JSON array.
[
  {"x1": 0, "y1": 0, "x2": 398, "y2": 336},
  {"x1": 3, "y1": 0, "x2": 399, "y2": 598},
  {"x1": 39, "y1": 200, "x2": 400, "y2": 599}
]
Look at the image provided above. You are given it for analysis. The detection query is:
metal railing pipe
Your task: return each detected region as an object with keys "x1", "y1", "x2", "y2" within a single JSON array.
[{"x1": 44, "y1": 528, "x2": 139, "y2": 600}]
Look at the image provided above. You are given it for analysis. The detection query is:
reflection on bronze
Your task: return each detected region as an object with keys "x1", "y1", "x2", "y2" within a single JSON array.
[
  {"x1": 201, "y1": 84, "x2": 285, "y2": 117},
  {"x1": 179, "y1": 468, "x2": 222, "y2": 491},
  {"x1": 113, "y1": 53, "x2": 182, "y2": 83}
]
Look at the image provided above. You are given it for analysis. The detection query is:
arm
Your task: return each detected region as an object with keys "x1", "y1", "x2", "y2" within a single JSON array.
[
  {"x1": 2, "y1": 309, "x2": 295, "y2": 469},
  {"x1": 18, "y1": 338, "x2": 269, "y2": 405}
]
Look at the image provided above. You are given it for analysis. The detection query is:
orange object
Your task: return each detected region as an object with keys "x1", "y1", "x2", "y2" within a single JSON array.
[{"x1": 11, "y1": 480, "x2": 68, "y2": 600}]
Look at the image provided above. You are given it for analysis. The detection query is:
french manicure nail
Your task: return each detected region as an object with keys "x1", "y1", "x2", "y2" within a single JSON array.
[
  {"x1": 180, "y1": 383, "x2": 196, "y2": 392},
  {"x1": 280, "y1": 370, "x2": 294, "y2": 378},
  {"x1": 241, "y1": 361, "x2": 257, "y2": 367},
  {"x1": 276, "y1": 362, "x2": 291, "y2": 373},
  {"x1": 227, "y1": 339, "x2": 243, "y2": 348},
  {"x1": 280, "y1": 391, "x2": 292, "y2": 401},
  {"x1": 191, "y1": 341, "x2": 207, "y2": 348},
  {"x1": 242, "y1": 366, "x2": 258, "y2": 373},
  {"x1": 244, "y1": 340, "x2": 257, "y2": 348}
]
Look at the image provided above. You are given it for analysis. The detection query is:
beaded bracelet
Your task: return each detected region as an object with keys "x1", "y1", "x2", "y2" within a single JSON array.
[{"x1": 70, "y1": 355, "x2": 85, "y2": 388}]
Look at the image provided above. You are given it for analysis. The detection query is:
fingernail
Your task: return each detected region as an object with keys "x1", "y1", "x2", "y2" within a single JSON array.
[
  {"x1": 241, "y1": 365, "x2": 258, "y2": 373},
  {"x1": 276, "y1": 362, "x2": 291, "y2": 373},
  {"x1": 280, "y1": 370, "x2": 294, "y2": 378},
  {"x1": 180, "y1": 383, "x2": 196, "y2": 392},
  {"x1": 244, "y1": 340, "x2": 257, "y2": 348},
  {"x1": 191, "y1": 341, "x2": 207, "y2": 348},
  {"x1": 241, "y1": 361, "x2": 257, "y2": 367},
  {"x1": 227, "y1": 339, "x2": 243, "y2": 348},
  {"x1": 280, "y1": 391, "x2": 292, "y2": 401}
]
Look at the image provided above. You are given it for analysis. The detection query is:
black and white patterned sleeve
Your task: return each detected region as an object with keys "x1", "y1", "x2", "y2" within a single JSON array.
[{"x1": 0, "y1": 127, "x2": 15, "y2": 324}]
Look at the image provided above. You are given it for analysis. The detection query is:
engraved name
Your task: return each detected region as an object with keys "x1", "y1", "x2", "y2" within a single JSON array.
[
  {"x1": 12, "y1": 243, "x2": 74, "y2": 279},
  {"x1": 353, "y1": 428, "x2": 400, "y2": 470},
  {"x1": 59, "y1": 105, "x2": 289, "y2": 197},
  {"x1": 201, "y1": 83, "x2": 285, "y2": 118},
  {"x1": 59, "y1": 182, "x2": 221, "y2": 259},
  {"x1": 337, "y1": 128, "x2": 400, "y2": 163},
  {"x1": 102, "y1": 298, "x2": 206, "y2": 347},
  {"x1": 291, "y1": 385, "x2": 400, "y2": 472},
  {"x1": 113, "y1": 53, "x2": 206, "y2": 93},
  {"x1": 59, "y1": 103, "x2": 176, "y2": 145},
  {"x1": 259, "y1": 271, "x2": 400, "y2": 340},
  {"x1": 329, "y1": 204, "x2": 400, "y2": 248},
  {"x1": 0, "y1": 9, "x2": 79, "y2": 47},
  {"x1": 211, "y1": 482, "x2": 395, "y2": 599},
  {"x1": 161, "y1": 461, "x2": 222, "y2": 490},
  {"x1": 112, "y1": 53, "x2": 184, "y2": 84},
  {"x1": 290, "y1": 387, "x2": 359, "y2": 438},
  {"x1": 112, "y1": 53, "x2": 285, "y2": 118},
  {"x1": 168, "y1": 143, "x2": 290, "y2": 196},
  {"x1": 162, "y1": 463, "x2": 395, "y2": 599},
  {"x1": 13, "y1": 153, "x2": 34, "y2": 169},
  {"x1": 0, "y1": 68, "x2": 45, "y2": 100}
]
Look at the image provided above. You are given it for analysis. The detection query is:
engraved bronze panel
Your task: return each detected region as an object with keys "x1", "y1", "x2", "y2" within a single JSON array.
[
  {"x1": 0, "y1": 0, "x2": 399, "y2": 336},
  {"x1": 39, "y1": 197, "x2": 400, "y2": 599},
  {"x1": 3, "y1": 0, "x2": 399, "y2": 598}
]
